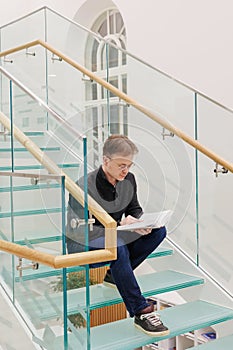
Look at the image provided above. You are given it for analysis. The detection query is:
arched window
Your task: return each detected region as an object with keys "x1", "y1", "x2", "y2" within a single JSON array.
[{"x1": 84, "y1": 9, "x2": 128, "y2": 167}]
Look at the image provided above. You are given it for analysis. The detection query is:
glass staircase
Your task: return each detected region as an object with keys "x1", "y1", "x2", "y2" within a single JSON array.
[{"x1": 0, "y1": 7, "x2": 233, "y2": 350}]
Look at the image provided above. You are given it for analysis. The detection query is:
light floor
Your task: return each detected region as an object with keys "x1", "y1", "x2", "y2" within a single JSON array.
[{"x1": 0, "y1": 286, "x2": 37, "y2": 350}]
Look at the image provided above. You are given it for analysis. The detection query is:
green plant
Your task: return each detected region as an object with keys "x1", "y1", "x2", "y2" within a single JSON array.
[{"x1": 51, "y1": 270, "x2": 97, "y2": 328}]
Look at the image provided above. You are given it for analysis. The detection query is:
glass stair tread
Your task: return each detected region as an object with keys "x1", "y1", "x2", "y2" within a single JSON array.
[
  {"x1": 86, "y1": 300, "x2": 233, "y2": 350},
  {"x1": 0, "y1": 162, "x2": 79, "y2": 171},
  {"x1": 0, "y1": 183, "x2": 61, "y2": 193},
  {"x1": 0, "y1": 131, "x2": 45, "y2": 137},
  {"x1": 0, "y1": 207, "x2": 62, "y2": 218},
  {"x1": 0, "y1": 146, "x2": 60, "y2": 152},
  {"x1": 14, "y1": 265, "x2": 84, "y2": 281},
  {"x1": 0, "y1": 227, "x2": 62, "y2": 245},
  {"x1": 24, "y1": 132, "x2": 46, "y2": 136},
  {"x1": 148, "y1": 246, "x2": 173, "y2": 258},
  {"x1": 20, "y1": 270, "x2": 204, "y2": 321},
  {"x1": 71, "y1": 270, "x2": 204, "y2": 311},
  {"x1": 188, "y1": 334, "x2": 233, "y2": 349}
]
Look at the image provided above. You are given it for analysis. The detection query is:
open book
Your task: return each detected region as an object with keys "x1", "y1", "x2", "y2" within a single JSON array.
[{"x1": 117, "y1": 210, "x2": 173, "y2": 231}]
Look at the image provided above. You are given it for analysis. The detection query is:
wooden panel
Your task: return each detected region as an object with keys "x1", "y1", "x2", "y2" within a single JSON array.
[{"x1": 90, "y1": 266, "x2": 127, "y2": 326}]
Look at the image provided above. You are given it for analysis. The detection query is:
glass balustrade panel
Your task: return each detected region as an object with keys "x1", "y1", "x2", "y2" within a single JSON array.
[
  {"x1": 0, "y1": 172, "x2": 69, "y2": 349},
  {"x1": 65, "y1": 137, "x2": 91, "y2": 350},
  {"x1": 0, "y1": 45, "x2": 47, "y2": 101},
  {"x1": 0, "y1": 72, "x2": 10, "y2": 118},
  {"x1": 90, "y1": 83, "x2": 197, "y2": 263},
  {"x1": 0, "y1": 9, "x2": 47, "y2": 101},
  {"x1": 0, "y1": 112, "x2": 95, "y2": 349},
  {"x1": 45, "y1": 9, "x2": 88, "y2": 67},
  {"x1": 0, "y1": 9, "x2": 45, "y2": 51},
  {"x1": 3, "y1": 80, "x2": 81, "y2": 183},
  {"x1": 197, "y1": 95, "x2": 233, "y2": 295},
  {"x1": 44, "y1": 8, "x2": 196, "y2": 135}
]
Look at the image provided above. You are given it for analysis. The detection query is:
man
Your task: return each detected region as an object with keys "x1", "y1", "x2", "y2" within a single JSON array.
[{"x1": 66, "y1": 134, "x2": 169, "y2": 336}]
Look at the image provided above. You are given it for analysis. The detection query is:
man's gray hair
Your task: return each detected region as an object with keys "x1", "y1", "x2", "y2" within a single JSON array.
[{"x1": 103, "y1": 134, "x2": 138, "y2": 157}]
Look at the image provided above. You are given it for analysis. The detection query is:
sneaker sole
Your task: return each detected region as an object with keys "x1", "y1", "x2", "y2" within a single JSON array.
[
  {"x1": 103, "y1": 281, "x2": 117, "y2": 289},
  {"x1": 134, "y1": 323, "x2": 170, "y2": 337}
]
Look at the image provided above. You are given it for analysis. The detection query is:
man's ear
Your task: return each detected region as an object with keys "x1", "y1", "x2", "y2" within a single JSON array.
[{"x1": 103, "y1": 155, "x2": 108, "y2": 165}]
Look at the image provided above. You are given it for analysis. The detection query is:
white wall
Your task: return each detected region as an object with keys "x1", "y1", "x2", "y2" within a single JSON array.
[{"x1": 1, "y1": 0, "x2": 232, "y2": 109}]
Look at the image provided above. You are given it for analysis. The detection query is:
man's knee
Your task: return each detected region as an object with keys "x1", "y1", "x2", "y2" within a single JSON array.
[{"x1": 152, "y1": 226, "x2": 167, "y2": 243}]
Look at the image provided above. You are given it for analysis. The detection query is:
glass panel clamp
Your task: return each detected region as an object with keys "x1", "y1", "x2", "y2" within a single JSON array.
[
  {"x1": 26, "y1": 48, "x2": 36, "y2": 57},
  {"x1": 214, "y1": 162, "x2": 228, "y2": 177},
  {"x1": 16, "y1": 257, "x2": 39, "y2": 278},
  {"x1": 3, "y1": 56, "x2": 13, "y2": 63},
  {"x1": 0, "y1": 127, "x2": 9, "y2": 141},
  {"x1": 31, "y1": 177, "x2": 52, "y2": 186},
  {"x1": 70, "y1": 214, "x2": 95, "y2": 231},
  {"x1": 161, "y1": 127, "x2": 174, "y2": 140},
  {"x1": 51, "y1": 53, "x2": 62, "y2": 62},
  {"x1": 82, "y1": 74, "x2": 93, "y2": 82}
]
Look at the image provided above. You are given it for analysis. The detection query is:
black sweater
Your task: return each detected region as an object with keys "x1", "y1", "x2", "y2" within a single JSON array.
[{"x1": 66, "y1": 166, "x2": 142, "y2": 244}]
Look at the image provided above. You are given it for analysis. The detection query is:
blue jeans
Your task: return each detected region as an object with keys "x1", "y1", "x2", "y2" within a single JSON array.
[{"x1": 67, "y1": 226, "x2": 166, "y2": 317}]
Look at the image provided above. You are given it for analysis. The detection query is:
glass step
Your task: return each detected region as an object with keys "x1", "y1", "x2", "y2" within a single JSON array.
[
  {"x1": 24, "y1": 132, "x2": 45, "y2": 137},
  {"x1": 14, "y1": 265, "x2": 84, "y2": 282},
  {"x1": 20, "y1": 270, "x2": 204, "y2": 321},
  {"x1": 0, "y1": 146, "x2": 60, "y2": 152},
  {"x1": 14, "y1": 234, "x2": 62, "y2": 245},
  {"x1": 0, "y1": 226, "x2": 62, "y2": 245},
  {"x1": 0, "y1": 131, "x2": 45, "y2": 137},
  {"x1": 81, "y1": 300, "x2": 233, "y2": 350},
  {"x1": 0, "y1": 162, "x2": 79, "y2": 171},
  {"x1": 12, "y1": 246, "x2": 173, "y2": 281},
  {"x1": 188, "y1": 334, "x2": 233, "y2": 349},
  {"x1": 148, "y1": 246, "x2": 173, "y2": 259},
  {"x1": 0, "y1": 207, "x2": 62, "y2": 218},
  {"x1": 0, "y1": 183, "x2": 61, "y2": 193}
]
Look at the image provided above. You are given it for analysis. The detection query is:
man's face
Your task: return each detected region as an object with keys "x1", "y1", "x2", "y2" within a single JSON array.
[{"x1": 103, "y1": 153, "x2": 134, "y2": 182}]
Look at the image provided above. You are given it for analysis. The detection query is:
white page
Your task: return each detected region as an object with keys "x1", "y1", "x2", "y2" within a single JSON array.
[{"x1": 117, "y1": 210, "x2": 173, "y2": 231}]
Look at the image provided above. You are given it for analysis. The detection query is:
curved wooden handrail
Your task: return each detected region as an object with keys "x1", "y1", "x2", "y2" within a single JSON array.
[
  {"x1": 0, "y1": 239, "x2": 114, "y2": 268},
  {"x1": 1, "y1": 39, "x2": 233, "y2": 172}
]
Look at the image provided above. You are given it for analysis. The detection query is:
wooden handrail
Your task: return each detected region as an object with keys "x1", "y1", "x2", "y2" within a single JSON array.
[
  {"x1": 1, "y1": 39, "x2": 233, "y2": 172},
  {"x1": 0, "y1": 240, "x2": 114, "y2": 268}
]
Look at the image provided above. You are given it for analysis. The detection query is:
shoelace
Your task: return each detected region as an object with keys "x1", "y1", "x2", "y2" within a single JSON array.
[{"x1": 140, "y1": 312, "x2": 162, "y2": 326}]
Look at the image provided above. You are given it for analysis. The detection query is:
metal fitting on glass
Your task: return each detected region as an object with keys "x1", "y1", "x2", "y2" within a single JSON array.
[
  {"x1": 118, "y1": 98, "x2": 130, "y2": 107},
  {"x1": 214, "y1": 163, "x2": 228, "y2": 177},
  {"x1": 0, "y1": 128, "x2": 8, "y2": 141},
  {"x1": 82, "y1": 74, "x2": 93, "y2": 82},
  {"x1": 26, "y1": 48, "x2": 36, "y2": 56},
  {"x1": 161, "y1": 127, "x2": 174, "y2": 140},
  {"x1": 70, "y1": 215, "x2": 95, "y2": 231},
  {"x1": 51, "y1": 53, "x2": 62, "y2": 62},
  {"x1": 3, "y1": 56, "x2": 13, "y2": 63},
  {"x1": 31, "y1": 177, "x2": 51, "y2": 186},
  {"x1": 16, "y1": 257, "x2": 39, "y2": 278}
]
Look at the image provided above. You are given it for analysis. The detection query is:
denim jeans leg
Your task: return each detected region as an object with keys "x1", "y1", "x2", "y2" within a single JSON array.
[
  {"x1": 109, "y1": 239, "x2": 149, "y2": 317},
  {"x1": 128, "y1": 226, "x2": 167, "y2": 270},
  {"x1": 86, "y1": 236, "x2": 149, "y2": 316},
  {"x1": 66, "y1": 233, "x2": 163, "y2": 317}
]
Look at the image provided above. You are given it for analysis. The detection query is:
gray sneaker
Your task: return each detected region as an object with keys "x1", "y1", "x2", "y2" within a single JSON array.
[{"x1": 134, "y1": 311, "x2": 170, "y2": 336}]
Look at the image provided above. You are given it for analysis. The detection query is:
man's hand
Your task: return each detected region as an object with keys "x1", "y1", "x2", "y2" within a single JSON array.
[
  {"x1": 120, "y1": 215, "x2": 152, "y2": 235},
  {"x1": 135, "y1": 227, "x2": 152, "y2": 235}
]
